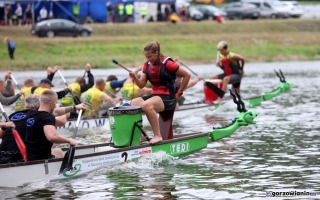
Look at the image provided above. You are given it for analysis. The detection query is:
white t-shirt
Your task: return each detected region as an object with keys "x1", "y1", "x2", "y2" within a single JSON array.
[{"x1": 40, "y1": 8, "x2": 48, "y2": 19}]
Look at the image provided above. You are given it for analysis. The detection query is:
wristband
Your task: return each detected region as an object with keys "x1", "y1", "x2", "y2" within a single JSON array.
[{"x1": 177, "y1": 90, "x2": 183, "y2": 96}]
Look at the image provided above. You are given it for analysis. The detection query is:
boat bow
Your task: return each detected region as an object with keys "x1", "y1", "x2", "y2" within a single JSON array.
[{"x1": 209, "y1": 89, "x2": 258, "y2": 142}]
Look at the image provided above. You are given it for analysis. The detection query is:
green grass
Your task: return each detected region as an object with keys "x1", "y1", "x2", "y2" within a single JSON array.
[{"x1": 1, "y1": 19, "x2": 320, "y2": 71}]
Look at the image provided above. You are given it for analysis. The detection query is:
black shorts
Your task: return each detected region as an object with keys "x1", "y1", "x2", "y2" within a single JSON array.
[
  {"x1": 217, "y1": 73, "x2": 241, "y2": 84},
  {"x1": 141, "y1": 94, "x2": 176, "y2": 111}
]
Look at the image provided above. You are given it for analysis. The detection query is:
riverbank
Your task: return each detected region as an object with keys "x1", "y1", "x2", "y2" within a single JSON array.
[{"x1": 1, "y1": 18, "x2": 319, "y2": 70}]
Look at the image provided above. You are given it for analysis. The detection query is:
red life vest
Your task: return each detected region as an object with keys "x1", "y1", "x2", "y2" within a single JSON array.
[
  {"x1": 221, "y1": 58, "x2": 232, "y2": 76},
  {"x1": 145, "y1": 56, "x2": 177, "y2": 97},
  {"x1": 220, "y1": 52, "x2": 241, "y2": 76}
]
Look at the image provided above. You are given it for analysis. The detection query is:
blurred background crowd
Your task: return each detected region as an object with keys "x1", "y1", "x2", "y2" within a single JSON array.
[{"x1": 0, "y1": 0, "x2": 318, "y2": 27}]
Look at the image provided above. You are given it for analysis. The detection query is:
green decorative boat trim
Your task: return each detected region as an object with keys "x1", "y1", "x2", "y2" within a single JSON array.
[
  {"x1": 262, "y1": 82, "x2": 292, "y2": 101},
  {"x1": 209, "y1": 110, "x2": 258, "y2": 142},
  {"x1": 247, "y1": 96, "x2": 262, "y2": 108},
  {"x1": 151, "y1": 133, "x2": 209, "y2": 157}
]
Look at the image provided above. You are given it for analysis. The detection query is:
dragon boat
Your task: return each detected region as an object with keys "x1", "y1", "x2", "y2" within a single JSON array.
[
  {"x1": 57, "y1": 70, "x2": 292, "y2": 131},
  {"x1": 0, "y1": 89, "x2": 257, "y2": 188},
  {"x1": 0, "y1": 70, "x2": 292, "y2": 187}
]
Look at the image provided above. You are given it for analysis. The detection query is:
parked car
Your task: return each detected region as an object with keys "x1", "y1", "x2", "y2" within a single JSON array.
[
  {"x1": 280, "y1": 1, "x2": 303, "y2": 18},
  {"x1": 241, "y1": 0, "x2": 274, "y2": 18},
  {"x1": 269, "y1": 1, "x2": 290, "y2": 18},
  {"x1": 31, "y1": 19, "x2": 93, "y2": 38},
  {"x1": 192, "y1": 5, "x2": 226, "y2": 20},
  {"x1": 223, "y1": 2, "x2": 260, "y2": 20},
  {"x1": 242, "y1": 0, "x2": 289, "y2": 18},
  {"x1": 189, "y1": 7, "x2": 204, "y2": 21}
]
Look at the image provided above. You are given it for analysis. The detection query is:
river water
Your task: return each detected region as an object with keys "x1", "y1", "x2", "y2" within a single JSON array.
[{"x1": 1, "y1": 61, "x2": 319, "y2": 199}]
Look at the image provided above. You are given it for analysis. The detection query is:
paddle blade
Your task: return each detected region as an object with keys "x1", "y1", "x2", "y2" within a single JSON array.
[
  {"x1": 112, "y1": 59, "x2": 119, "y2": 65},
  {"x1": 12, "y1": 130, "x2": 27, "y2": 162},
  {"x1": 59, "y1": 149, "x2": 69, "y2": 174},
  {"x1": 59, "y1": 147, "x2": 75, "y2": 174},
  {"x1": 205, "y1": 82, "x2": 225, "y2": 98}
]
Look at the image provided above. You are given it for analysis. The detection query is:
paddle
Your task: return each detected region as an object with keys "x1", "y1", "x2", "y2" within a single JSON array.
[
  {"x1": 10, "y1": 74, "x2": 21, "y2": 90},
  {"x1": 178, "y1": 61, "x2": 225, "y2": 98},
  {"x1": 216, "y1": 50, "x2": 220, "y2": 64},
  {"x1": 112, "y1": 59, "x2": 130, "y2": 72},
  {"x1": 104, "y1": 87, "x2": 117, "y2": 98},
  {"x1": 57, "y1": 70, "x2": 81, "y2": 104},
  {"x1": 0, "y1": 103, "x2": 27, "y2": 162},
  {"x1": 59, "y1": 109, "x2": 83, "y2": 174},
  {"x1": 111, "y1": 59, "x2": 134, "y2": 101}
]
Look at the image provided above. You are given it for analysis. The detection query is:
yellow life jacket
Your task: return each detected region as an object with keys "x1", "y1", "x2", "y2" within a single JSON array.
[
  {"x1": 69, "y1": 82, "x2": 82, "y2": 98},
  {"x1": 22, "y1": 86, "x2": 32, "y2": 99},
  {"x1": 61, "y1": 82, "x2": 81, "y2": 106},
  {"x1": 104, "y1": 82, "x2": 117, "y2": 98},
  {"x1": 33, "y1": 87, "x2": 49, "y2": 95},
  {"x1": 15, "y1": 86, "x2": 33, "y2": 111},
  {"x1": 15, "y1": 99, "x2": 25, "y2": 111},
  {"x1": 61, "y1": 96, "x2": 74, "y2": 106},
  {"x1": 83, "y1": 87, "x2": 104, "y2": 118},
  {"x1": 122, "y1": 82, "x2": 140, "y2": 99}
]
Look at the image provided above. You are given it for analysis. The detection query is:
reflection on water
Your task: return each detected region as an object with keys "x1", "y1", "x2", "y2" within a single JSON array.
[{"x1": 1, "y1": 61, "x2": 320, "y2": 199}]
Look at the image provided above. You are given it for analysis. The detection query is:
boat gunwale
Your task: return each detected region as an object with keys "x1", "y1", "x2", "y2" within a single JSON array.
[{"x1": 0, "y1": 132, "x2": 208, "y2": 169}]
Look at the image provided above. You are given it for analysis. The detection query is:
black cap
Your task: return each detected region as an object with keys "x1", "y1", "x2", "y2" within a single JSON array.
[{"x1": 39, "y1": 78, "x2": 54, "y2": 87}]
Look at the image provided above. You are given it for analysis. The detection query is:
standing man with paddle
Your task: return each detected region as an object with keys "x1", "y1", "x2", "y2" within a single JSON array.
[
  {"x1": 128, "y1": 42, "x2": 190, "y2": 144},
  {"x1": 210, "y1": 41, "x2": 245, "y2": 104}
]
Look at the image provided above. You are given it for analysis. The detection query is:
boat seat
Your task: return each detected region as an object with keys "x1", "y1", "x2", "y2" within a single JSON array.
[{"x1": 159, "y1": 110, "x2": 174, "y2": 140}]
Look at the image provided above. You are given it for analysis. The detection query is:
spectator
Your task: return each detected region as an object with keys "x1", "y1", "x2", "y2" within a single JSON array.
[
  {"x1": 114, "y1": 3, "x2": 120, "y2": 23},
  {"x1": 5, "y1": 5, "x2": 13, "y2": 26},
  {"x1": 118, "y1": 3, "x2": 124, "y2": 22},
  {"x1": 25, "y1": 4, "x2": 32, "y2": 26},
  {"x1": 169, "y1": 13, "x2": 180, "y2": 24},
  {"x1": 107, "y1": 1, "x2": 113, "y2": 23},
  {"x1": 85, "y1": 15, "x2": 93, "y2": 24},
  {"x1": 140, "y1": 4, "x2": 147, "y2": 22},
  {"x1": 4, "y1": 37, "x2": 15, "y2": 60},
  {"x1": 15, "y1": 3, "x2": 23, "y2": 26},
  {"x1": 125, "y1": 3, "x2": 134, "y2": 23},
  {"x1": 178, "y1": 6, "x2": 186, "y2": 22},
  {"x1": 164, "y1": 4, "x2": 172, "y2": 21},
  {"x1": 39, "y1": 6, "x2": 48, "y2": 21}
]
